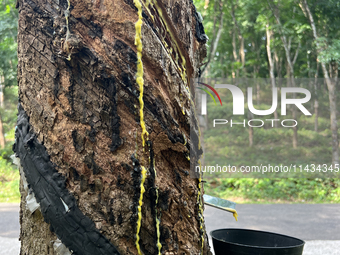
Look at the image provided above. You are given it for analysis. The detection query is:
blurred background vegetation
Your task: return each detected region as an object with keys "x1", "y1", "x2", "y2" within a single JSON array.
[
  {"x1": 0, "y1": 0, "x2": 19, "y2": 202},
  {"x1": 0, "y1": 0, "x2": 339, "y2": 203},
  {"x1": 199, "y1": 79, "x2": 340, "y2": 203},
  {"x1": 194, "y1": 0, "x2": 340, "y2": 203}
]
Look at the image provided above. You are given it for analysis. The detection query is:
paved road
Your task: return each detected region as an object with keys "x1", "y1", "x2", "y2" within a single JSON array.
[
  {"x1": 1, "y1": 203, "x2": 340, "y2": 254},
  {"x1": 0, "y1": 204, "x2": 20, "y2": 238},
  {"x1": 204, "y1": 204, "x2": 340, "y2": 255},
  {"x1": 204, "y1": 204, "x2": 340, "y2": 240},
  {"x1": 0, "y1": 204, "x2": 20, "y2": 255}
]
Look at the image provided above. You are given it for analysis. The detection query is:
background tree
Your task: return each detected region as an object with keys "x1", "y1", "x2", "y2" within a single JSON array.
[
  {"x1": 268, "y1": 0, "x2": 302, "y2": 148},
  {"x1": 300, "y1": 0, "x2": 340, "y2": 164}
]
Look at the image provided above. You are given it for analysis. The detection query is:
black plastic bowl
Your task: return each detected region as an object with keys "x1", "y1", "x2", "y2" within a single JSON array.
[{"x1": 211, "y1": 229, "x2": 305, "y2": 255}]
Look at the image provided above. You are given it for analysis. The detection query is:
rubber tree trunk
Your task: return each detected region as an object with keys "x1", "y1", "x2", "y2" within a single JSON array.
[{"x1": 14, "y1": 0, "x2": 209, "y2": 254}]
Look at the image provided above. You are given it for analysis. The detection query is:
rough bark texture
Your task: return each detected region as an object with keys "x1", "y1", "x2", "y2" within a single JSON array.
[{"x1": 16, "y1": 0, "x2": 208, "y2": 254}]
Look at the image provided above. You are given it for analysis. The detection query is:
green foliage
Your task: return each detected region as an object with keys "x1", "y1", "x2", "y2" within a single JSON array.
[
  {"x1": 0, "y1": 156, "x2": 19, "y2": 203},
  {"x1": 318, "y1": 38, "x2": 340, "y2": 63},
  {"x1": 0, "y1": 0, "x2": 19, "y2": 203},
  {"x1": 0, "y1": 0, "x2": 18, "y2": 87},
  {"x1": 205, "y1": 178, "x2": 340, "y2": 203},
  {"x1": 194, "y1": 0, "x2": 340, "y2": 79},
  {"x1": 1, "y1": 86, "x2": 18, "y2": 160}
]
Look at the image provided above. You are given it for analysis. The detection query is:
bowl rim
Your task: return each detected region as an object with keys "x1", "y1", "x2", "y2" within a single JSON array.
[{"x1": 210, "y1": 228, "x2": 305, "y2": 250}]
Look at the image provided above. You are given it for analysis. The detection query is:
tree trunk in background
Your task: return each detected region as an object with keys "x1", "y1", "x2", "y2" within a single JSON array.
[
  {"x1": 0, "y1": 77, "x2": 5, "y2": 148},
  {"x1": 266, "y1": 24, "x2": 278, "y2": 127},
  {"x1": 274, "y1": 50, "x2": 282, "y2": 84},
  {"x1": 201, "y1": 0, "x2": 223, "y2": 76},
  {"x1": 270, "y1": 1, "x2": 300, "y2": 149},
  {"x1": 248, "y1": 110, "x2": 254, "y2": 147},
  {"x1": 334, "y1": 62, "x2": 338, "y2": 84},
  {"x1": 0, "y1": 113, "x2": 5, "y2": 148},
  {"x1": 300, "y1": 0, "x2": 339, "y2": 164},
  {"x1": 232, "y1": 26, "x2": 239, "y2": 78},
  {"x1": 314, "y1": 62, "x2": 319, "y2": 132},
  {"x1": 231, "y1": 6, "x2": 245, "y2": 75},
  {"x1": 15, "y1": 0, "x2": 209, "y2": 254},
  {"x1": 251, "y1": 41, "x2": 260, "y2": 106},
  {"x1": 326, "y1": 81, "x2": 339, "y2": 164},
  {"x1": 239, "y1": 35, "x2": 245, "y2": 74}
]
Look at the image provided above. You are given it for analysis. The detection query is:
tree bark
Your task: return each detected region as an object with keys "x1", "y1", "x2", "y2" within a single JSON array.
[{"x1": 15, "y1": 0, "x2": 209, "y2": 254}]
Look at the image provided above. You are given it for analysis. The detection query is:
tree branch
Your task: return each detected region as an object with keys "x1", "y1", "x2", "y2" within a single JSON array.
[
  {"x1": 201, "y1": 0, "x2": 224, "y2": 74},
  {"x1": 292, "y1": 41, "x2": 301, "y2": 65}
]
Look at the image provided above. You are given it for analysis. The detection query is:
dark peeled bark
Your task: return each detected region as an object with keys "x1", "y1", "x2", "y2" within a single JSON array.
[{"x1": 15, "y1": 0, "x2": 209, "y2": 254}]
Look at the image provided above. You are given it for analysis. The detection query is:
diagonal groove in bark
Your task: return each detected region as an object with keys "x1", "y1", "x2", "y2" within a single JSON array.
[{"x1": 14, "y1": 104, "x2": 120, "y2": 255}]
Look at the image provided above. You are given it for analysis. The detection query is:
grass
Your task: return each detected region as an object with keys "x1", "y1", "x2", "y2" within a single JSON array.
[
  {"x1": 204, "y1": 177, "x2": 340, "y2": 204},
  {"x1": 0, "y1": 156, "x2": 20, "y2": 203},
  {"x1": 202, "y1": 120, "x2": 340, "y2": 203}
]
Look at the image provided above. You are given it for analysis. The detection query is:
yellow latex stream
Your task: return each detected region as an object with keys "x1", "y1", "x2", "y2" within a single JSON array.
[
  {"x1": 225, "y1": 208, "x2": 238, "y2": 221},
  {"x1": 134, "y1": 0, "x2": 149, "y2": 147},
  {"x1": 135, "y1": 166, "x2": 147, "y2": 255},
  {"x1": 155, "y1": 189, "x2": 162, "y2": 255},
  {"x1": 133, "y1": 1, "x2": 162, "y2": 254},
  {"x1": 152, "y1": 0, "x2": 187, "y2": 84},
  {"x1": 197, "y1": 175, "x2": 205, "y2": 254},
  {"x1": 133, "y1": 1, "x2": 148, "y2": 254},
  {"x1": 142, "y1": 0, "x2": 187, "y2": 85}
]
